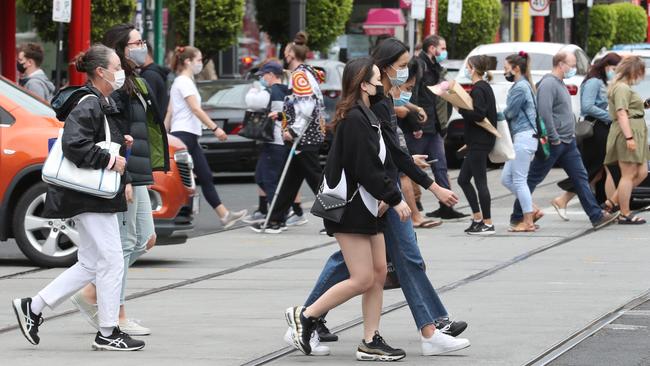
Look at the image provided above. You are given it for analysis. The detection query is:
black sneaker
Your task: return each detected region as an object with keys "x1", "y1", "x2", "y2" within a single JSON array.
[
  {"x1": 467, "y1": 222, "x2": 495, "y2": 236},
  {"x1": 315, "y1": 317, "x2": 338, "y2": 342},
  {"x1": 425, "y1": 208, "x2": 441, "y2": 218},
  {"x1": 12, "y1": 297, "x2": 43, "y2": 345},
  {"x1": 249, "y1": 222, "x2": 284, "y2": 234},
  {"x1": 92, "y1": 327, "x2": 145, "y2": 351},
  {"x1": 434, "y1": 317, "x2": 468, "y2": 337},
  {"x1": 319, "y1": 228, "x2": 328, "y2": 235},
  {"x1": 356, "y1": 331, "x2": 406, "y2": 361},
  {"x1": 416, "y1": 201, "x2": 424, "y2": 212},
  {"x1": 440, "y1": 207, "x2": 470, "y2": 220},
  {"x1": 464, "y1": 220, "x2": 482, "y2": 233},
  {"x1": 285, "y1": 306, "x2": 315, "y2": 355}
]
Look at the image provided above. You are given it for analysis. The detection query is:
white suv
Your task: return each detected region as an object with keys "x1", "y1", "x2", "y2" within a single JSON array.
[{"x1": 444, "y1": 42, "x2": 590, "y2": 166}]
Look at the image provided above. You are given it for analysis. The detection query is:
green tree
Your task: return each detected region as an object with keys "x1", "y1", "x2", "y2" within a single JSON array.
[
  {"x1": 168, "y1": 0, "x2": 245, "y2": 60},
  {"x1": 610, "y1": 3, "x2": 647, "y2": 45},
  {"x1": 577, "y1": 5, "x2": 617, "y2": 57},
  {"x1": 437, "y1": 0, "x2": 501, "y2": 59},
  {"x1": 19, "y1": 0, "x2": 136, "y2": 43},
  {"x1": 254, "y1": 0, "x2": 353, "y2": 52}
]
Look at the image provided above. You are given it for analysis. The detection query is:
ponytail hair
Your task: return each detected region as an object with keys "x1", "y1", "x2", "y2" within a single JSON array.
[
  {"x1": 73, "y1": 44, "x2": 115, "y2": 80},
  {"x1": 171, "y1": 45, "x2": 199, "y2": 73},
  {"x1": 506, "y1": 51, "x2": 535, "y2": 94},
  {"x1": 467, "y1": 55, "x2": 493, "y2": 82}
]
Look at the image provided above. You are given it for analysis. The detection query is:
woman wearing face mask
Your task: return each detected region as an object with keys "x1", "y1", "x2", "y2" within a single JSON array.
[
  {"x1": 12, "y1": 44, "x2": 145, "y2": 351},
  {"x1": 501, "y1": 52, "x2": 539, "y2": 232},
  {"x1": 457, "y1": 55, "x2": 497, "y2": 235},
  {"x1": 286, "y1": 57, "x2": 408, "y2": 361},
  {"x1": 164, "y1": 46, "x2": 247, "y2": 228},
  {"x1": 551, "y1": 53, "x2": 622, "y2": 219},
  {"x1": 604, "y1": 56, "x2": 649, "y2": 224},
  {"x1": 68, "y1": 24, "x2": 171, "y2": 337}
]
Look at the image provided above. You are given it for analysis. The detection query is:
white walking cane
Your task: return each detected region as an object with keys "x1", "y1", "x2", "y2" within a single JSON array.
[{"x1": 260, "y1": 121, "x2": 312, "y2": 232}]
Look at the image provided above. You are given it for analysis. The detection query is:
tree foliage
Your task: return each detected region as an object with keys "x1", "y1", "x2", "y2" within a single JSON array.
[
  {"x1": 254, "y1": 0, "x2": 353, "y2": 52},
  {"x1": 578, "y1": 3, "x2": 647, "y2": 57},
  {"x1": 167, "y1": 0, "x2": 245, "y2": 59},
  {"x1": 19, "y1": 0, "x2": 136, "y2": 43},
  {"x1": 437, "y1": 0, "x2": 501, "y2": 60},
  {"x1": 610, "y1": 3, "x2": 647, "y2": 45}
]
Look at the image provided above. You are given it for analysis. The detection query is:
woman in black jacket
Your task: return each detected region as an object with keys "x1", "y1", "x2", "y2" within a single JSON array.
[
  {"x1": 457, "y1": 55, "x2": 498, "y2": 235},
  {"x1": 70, "y1": 24, "x2": 171, "y2": 337},
  {"x1": 12, "y1": 44, "x2": 145, "y2": 351},
  {"x1": 286, "y1": 58, "x2": 410, "y2": 361}
]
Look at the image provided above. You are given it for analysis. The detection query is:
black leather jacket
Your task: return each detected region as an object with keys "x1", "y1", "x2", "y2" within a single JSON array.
[{"x1": 43, "y1": 85, "x2": 127, "y2": 218}]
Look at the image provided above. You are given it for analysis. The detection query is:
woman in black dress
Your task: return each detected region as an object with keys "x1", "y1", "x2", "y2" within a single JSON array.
[{"x1": 285, "y1": 57, "x2": 410, "y2": 361}]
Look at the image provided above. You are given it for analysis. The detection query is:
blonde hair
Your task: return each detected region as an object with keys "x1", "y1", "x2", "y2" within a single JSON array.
[{"x1": 613, "y1": 55, "x2": 646, "y2": 85}]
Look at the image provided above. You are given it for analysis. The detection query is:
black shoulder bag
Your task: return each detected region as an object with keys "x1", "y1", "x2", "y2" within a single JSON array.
[{"x1": 239, "y1": 94, "x2": 275, "y2": 142}]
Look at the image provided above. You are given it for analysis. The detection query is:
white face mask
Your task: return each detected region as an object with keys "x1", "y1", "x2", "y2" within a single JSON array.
[
  {"x1": 192, "y1": 62, "x2": 203, "y2": 75},
  {"x1": 103, "y1": 68, "x2": 125, "y2": 91},
  {"x1": 127, "y1": 45, "x2": 148, "y2": 67}
]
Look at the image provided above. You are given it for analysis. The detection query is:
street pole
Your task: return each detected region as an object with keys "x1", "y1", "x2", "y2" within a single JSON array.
[
  {"x1": 154, "y1": 0, "x2": 164, "y2": 65},
  {"x1": 583, "y1": 6, "x2": 590, "y2": 55},
  {"x1": 55, "y1": 22, "x2": 64, "y2": 89},
  {"x1": 189, "y1": 0, "x2": 196, "y2": 46},
  {"x1": 408, "y1": 13, "x2": 415, "y2": 55},
  {"x1": 289, "y1": 0, "x2": 306, "y2": 40}
]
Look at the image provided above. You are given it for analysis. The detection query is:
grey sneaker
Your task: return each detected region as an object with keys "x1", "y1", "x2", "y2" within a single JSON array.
[
  {"x1": 592, "y1": 211, "x2": 620, "y2": 230},
  {"x1": 70, "y1": 291, "x2": 99, "y2": 330},
  {"x1": 242, "y1": 211, "x2": 266, "y2": 224},
  {"x1": 220, "y1": 209, "x2": 248, "y2": 229},
  {"x1": 286, "y1": 214, "x2": 308, "y2": 226}
]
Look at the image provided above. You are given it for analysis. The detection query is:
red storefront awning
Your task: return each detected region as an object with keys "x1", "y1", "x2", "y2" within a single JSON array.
[{"x1": 363, "y1": 8, "x2": 406, "y2": 36}]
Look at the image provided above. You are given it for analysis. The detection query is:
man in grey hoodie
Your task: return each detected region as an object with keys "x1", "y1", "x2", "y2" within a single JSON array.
[
  {"x1": 17, "y1": 43, "x2": 55, "y2": 101},
  {"x1": 510, "y1": 51, "x2": 618, "y2": 229}
]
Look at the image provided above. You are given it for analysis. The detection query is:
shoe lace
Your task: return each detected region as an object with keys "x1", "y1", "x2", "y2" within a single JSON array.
[
  {"x1": 317, "y1": 317, "x2": 330, "y2": 333},
  {"x1": 372, "y1": 331, "x2": 387, "y2": 346}
]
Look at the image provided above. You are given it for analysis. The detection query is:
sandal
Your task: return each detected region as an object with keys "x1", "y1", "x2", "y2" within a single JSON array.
[
  {"x1": 600, "y1": 199, "x2": 620, "y2": 214},
  {"x1": 533, "y1": 209, "x2": 544, "y2": 223},
  {"x1": 551, "y1": 200, "x2": 569, "y2": 221},
  {"x1": 508, "y1": 223, "x2": 536, "y2": 232},
  {"x1": 413, "y1": 219, "x2": 442, "y2": 229},
  {"x1": 618, "y1": 214, "x2": 646, "y2": 225}
]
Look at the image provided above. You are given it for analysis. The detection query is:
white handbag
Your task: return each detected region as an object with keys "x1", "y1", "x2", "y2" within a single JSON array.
[
  {"x1": 42, "y1": 95, "x2": 122, "y2": 199},
  {"x1": 489, "y1": 119, "x2": 515, "y2": 164}
]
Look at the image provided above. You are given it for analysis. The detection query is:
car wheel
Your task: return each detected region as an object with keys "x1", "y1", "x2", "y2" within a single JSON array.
[{"x1": 12, "y1": 183, "x2": 78, "y2": 267}]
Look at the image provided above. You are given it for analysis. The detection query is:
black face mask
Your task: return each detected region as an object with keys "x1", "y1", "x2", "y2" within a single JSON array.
[
  {"x1": 368, "y1": 84, "x2": 384, "y2": 105},
  {"x1": 16, "y1": 61, "x2": 27, "y2": 74},
  {"x1": 505, "y1": 72, "x2": 515, "y2": 83}
]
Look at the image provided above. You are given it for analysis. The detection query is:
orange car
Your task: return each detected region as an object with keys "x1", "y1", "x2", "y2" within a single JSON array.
[{"x1": 0, "y1": 77, "x2": 196, "y2": 267}]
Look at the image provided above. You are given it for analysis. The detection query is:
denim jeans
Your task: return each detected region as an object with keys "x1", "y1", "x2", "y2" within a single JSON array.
[
  {"x1": 510, "y1": 139, "x2": 603, "y2": 223},
  {"x1": 501, "y1": 132, "x2": 537, "y2": 214},
  {"x1": 305, "y1": 208, "x2": 449, "y2": 330},
  {"x1": 405, "y1": 132, "x2": 450, "y2": 189},
  {"x1": 255, "y1": 143, "x2": 289, "y2": 200},
  {"x1": 118, "y1": 185, "x2": 155, "y2": 304}
]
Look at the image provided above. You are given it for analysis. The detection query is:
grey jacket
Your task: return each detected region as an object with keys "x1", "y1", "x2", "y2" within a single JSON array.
[
  {"x1": 20, "y1": 69, "x2": 55, "y2": 101},
  {"x1": 536, "y1": 73, "x2": 575, "y2": 144}
]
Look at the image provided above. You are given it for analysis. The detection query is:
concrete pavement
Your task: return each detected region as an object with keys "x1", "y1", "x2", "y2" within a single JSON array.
[{"x1": 1, "y1": 169, "x2": 649, "y2": 366}]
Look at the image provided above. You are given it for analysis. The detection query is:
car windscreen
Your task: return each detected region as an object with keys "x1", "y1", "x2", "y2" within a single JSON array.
[
  {"x1": 0, "y1": 78, "x2": 56, "y2": 118},
  {"x1": 203, "y1": 83, "x2": 252, "y2": 109}
]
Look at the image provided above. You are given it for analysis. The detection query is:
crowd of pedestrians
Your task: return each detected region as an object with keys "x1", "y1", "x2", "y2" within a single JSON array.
[{"x1": 8, "y1": 18, "x2": 649, "y2": 361}]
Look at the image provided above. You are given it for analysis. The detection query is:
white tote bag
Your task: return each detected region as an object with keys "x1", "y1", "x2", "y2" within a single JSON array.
[
  {"x1": 42, "y1": 95, "x2": 122, "y2": 199},
  {"x1": 488, "y1": 119, "x2": 515, "y2": 164}
]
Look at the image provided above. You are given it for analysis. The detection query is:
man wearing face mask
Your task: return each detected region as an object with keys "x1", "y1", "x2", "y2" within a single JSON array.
[
  {"x1": 414, "y1": 35, "x2": 468, "y2": 220},
  {"x1": 509, "y1": 51, "x2": 619, "y2": 230},
  {"x1": 17, "y1": 43, "x2": 56, "y2": 101}
]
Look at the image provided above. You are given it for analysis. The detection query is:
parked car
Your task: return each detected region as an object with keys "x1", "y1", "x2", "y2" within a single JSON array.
[
  {"x1": 0, "y1": 77, "x2": 196, "y2": 267},
  {"x1": 440, "y1": 59, "x2": 465, "y2": 80},
  {"x1": 592, "y1": 48, "x2": 650, "y2": 65},
  {"x1": 444, "y1": 42, "x2": 589, "y2": 167}
]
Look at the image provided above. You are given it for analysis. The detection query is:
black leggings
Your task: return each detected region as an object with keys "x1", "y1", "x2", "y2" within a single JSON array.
[
  {"x1": 269, "y1": 150, "x2": 322, "y2": 223},
  {"x1": 458, "y1": 149, "x2": 491, "y2": 219},
  {"x1": 171, "y1": 131, "x2": 222, "y2": 208}
]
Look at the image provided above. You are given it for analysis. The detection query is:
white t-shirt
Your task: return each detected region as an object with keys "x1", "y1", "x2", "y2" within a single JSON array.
[{"x1": 170, "y1": 75, "x2": 203, "y2": 136}]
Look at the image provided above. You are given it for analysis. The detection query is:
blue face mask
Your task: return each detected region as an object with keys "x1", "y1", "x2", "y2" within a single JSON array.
[
  {"x1": 564, "y1": 67, "x2": 577, "y2": 79},
  {"x1": 389, "y1": 65, "x2": 409, "y2": 86},
  {"x1": 259, "y1": 78, "x2": 269, "y2": 88},
  {"x1": 393, "y1": 90, "x2": 412, "y2": 107},
  {"x1": 463, "y1": 67, "x2": 473, "y2": 80},
  {"x1": 606, "y1": 69, "x2": 616, "y2": 81},
  {"x1": 435, "y1": 50, "x2": 448, "y2": 63}
]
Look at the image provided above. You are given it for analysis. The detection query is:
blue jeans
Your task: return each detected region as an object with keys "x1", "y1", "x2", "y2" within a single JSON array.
[
  {"x1": 501, "y1": 132, "x2": 537, "y2": 214},
  {"x1": 510, "y1": 139, "x2": 603, "y2": 223},
  {"x1": 254, "y1": 143, "x2": 289, "y2": 200},
  {"x1": 405, "y1": 132, "x2": 450, "y2": 189},
  {"x1": 304, "y1": 208, "x2": 448, "y2": 330}
]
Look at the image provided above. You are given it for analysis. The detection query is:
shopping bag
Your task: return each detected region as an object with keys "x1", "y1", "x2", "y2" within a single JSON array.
[{"x1": 489, "y1": 119, "x2": 515, "y2": 163}]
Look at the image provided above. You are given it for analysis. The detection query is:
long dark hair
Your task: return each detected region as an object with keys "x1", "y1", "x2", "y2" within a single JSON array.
[
  {"x1": 372, "y1": 37, "x2": 408, "y2": 86},
  {"x1": 102, "y1": 24, "x2": 137, "y2": 94},
  {"x1": 585, "y1": 52, "x2": 622, "y2": 84},
  {"x1": 330, "y1": 57, "x2": 375, "y2": 132},
  {"x1": 506, "y1": 51, "x2": 535, "y2": 93}
]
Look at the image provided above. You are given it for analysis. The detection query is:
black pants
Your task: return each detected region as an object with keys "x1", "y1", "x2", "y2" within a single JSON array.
[
  {"x1": 270, "y1": 150, "x2": 322, "y2": 223},
  {"x1": 457, "y1": 149, "x2": 491, "y2": 219},
  {"x1": 171, "y1": 131, "x2": 222, "y2": 208},
  {"x1": 558, "y1": 119, "x2": 610, "y2": 203}
]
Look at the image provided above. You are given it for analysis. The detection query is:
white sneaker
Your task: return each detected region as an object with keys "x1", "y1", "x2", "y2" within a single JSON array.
[
  {"x1": 286, "y1": 214, "x2": 308, "y2": 226},
  {"x1": 220, "y1": 209, "x2": 248, "y2": 229},
  {"x1": 242, "y1": 211, "x2": 266, "y2": 224},
  {"x1": 119, "y1": 319, "x2": 151, "y2": 336},
  {"x1": 421, "y1": 329, "x2": 471, "y2": 356},
  {"x1": 284, "y1": 327, "x2": 330, "y2": 356},
  {"x1": 70, "y1": 291, "x2": 99, "y2": 330}
]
